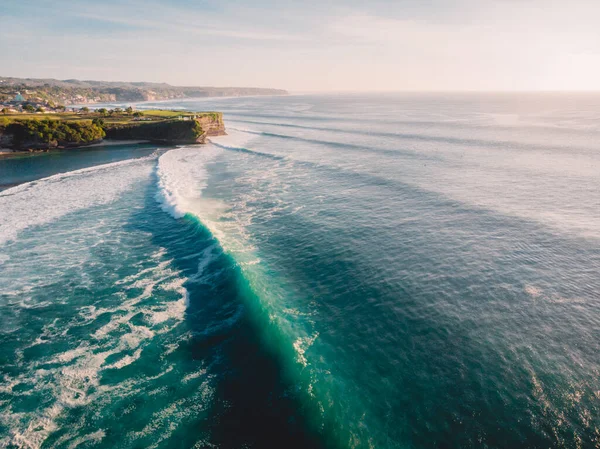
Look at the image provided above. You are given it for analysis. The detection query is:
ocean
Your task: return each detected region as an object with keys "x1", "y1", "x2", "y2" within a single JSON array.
[{"x1": 1, "y1": 93, "x2": 600, "y2": 448}]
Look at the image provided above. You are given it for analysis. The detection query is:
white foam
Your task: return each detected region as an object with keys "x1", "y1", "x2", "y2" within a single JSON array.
[
  {"x1": 155, "y1": 145, "x2": 220, "y2": 219},
  {"x1": 146, "y1": 289, "x2": 188, "y2": 325},
  {"x1": 182, "y1": 368, "x2": 208, "y2": 384},
  {"x1": 293, "y1": 332, "x2": 319, "y2": 368},
  {"x1": 104, "y1": 348, "x2": 143, "y2": 370},
  {"x1": 125, "y1": 380, "x2": 213, "y2": 449},
  {"x1": 0, "y1": 249, "x2": 194, "y2": 448},
  {"x1": 525, "y1": 285, "x2": 543, "y2": 299},
  {"x1": 155, "y1": 130, "x2": 255, "y2": 220},
  {"x1": 0, "y1": 156, "x2": 156, "y2": 247},
  {"x1": 156, "y1": 144, "x2": 265, "y2": 261},
  {"x1": 66, "y1": 430, "x2": 106, "y2": 449}
]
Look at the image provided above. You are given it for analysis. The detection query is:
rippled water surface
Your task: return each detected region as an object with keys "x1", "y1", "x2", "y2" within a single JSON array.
[{"x1": 1, "y1": 93, "x2": 600, "y2": 448}]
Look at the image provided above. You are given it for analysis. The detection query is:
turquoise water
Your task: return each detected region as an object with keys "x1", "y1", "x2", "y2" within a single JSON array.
[
  {"x1": 1, "y1": 93, "x2": 600, "y2": 448},
  {"x1": 0, "y1": 143, "x2": 160, "y2": 191}
]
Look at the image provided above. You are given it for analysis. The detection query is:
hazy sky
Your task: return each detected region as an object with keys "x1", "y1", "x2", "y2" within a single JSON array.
[{"x1": 2, "y1": 0, "x2": 600, "y2": 91}]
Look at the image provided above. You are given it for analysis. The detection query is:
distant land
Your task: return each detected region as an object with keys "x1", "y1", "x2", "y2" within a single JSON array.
[{"x1": 0, "y1": 76, "x2": 288, "y2": 105}]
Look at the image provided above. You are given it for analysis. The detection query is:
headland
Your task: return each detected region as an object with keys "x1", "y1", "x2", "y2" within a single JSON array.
[{"x1": 0, "y1": 108, "x2": 226, "y2": 155}]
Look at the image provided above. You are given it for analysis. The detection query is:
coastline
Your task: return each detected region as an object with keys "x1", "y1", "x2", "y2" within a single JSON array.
[
  {"x1": 0, "y1": 110, "x2": 226, "y2": 157},
  {"x1": 83, "y1": 93, "x2": 295, "y2": 110}
]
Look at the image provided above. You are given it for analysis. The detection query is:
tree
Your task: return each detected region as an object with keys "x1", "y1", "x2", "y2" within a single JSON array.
[
  {"x1": 133, "y1": 111, "x2": 143, "y2": 118},
  {"x1": 57, "y1": 104, "x2": 66, "y2": 111},
  {"x1": 80, "y1": 107, "x2": 90, "y2": 113},
  {"x1": 8, "y1": 119, "x2": 106, "y2": 146},
  {"x1": 23, "y1": 104, "x2": 35, "y2": 113},
  {"x1": 1, "y1": 108, "x2": 8, "y2": 115},
  {"x1": 125, "y1": 106, "x2": 134, "y2": 114},
  {"x1": 114, "y1": 107, "x2": 123, "y2": 114},
  {"x1": 36, "y1": 107, "x2": 45, "y2": 113},
  {"x1": 92, "y1": 118, "x2": 105, "y2": 127},
  {"x1": 98, "y1": 108, "x2": 108, "y2": 116}
]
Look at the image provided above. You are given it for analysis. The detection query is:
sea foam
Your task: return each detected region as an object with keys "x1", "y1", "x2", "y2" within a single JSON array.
[
  {"x1": 155, "y1": 144, "x2": 227, "y2": 219},
  {"x1": 154, "y1": 129, "x2": 255, "y2": 219},
  {"x1": 0, "y1": 156, "x2": 156, "y2": 247}
]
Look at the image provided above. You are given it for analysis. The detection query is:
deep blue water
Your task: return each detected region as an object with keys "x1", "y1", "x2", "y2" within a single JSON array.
[
  {"x1": 0, "y1": 143, "x2": 159, "y2": 190},
  {"x1": 1, "y1": 93, "x2": 600, "y2": 448}
]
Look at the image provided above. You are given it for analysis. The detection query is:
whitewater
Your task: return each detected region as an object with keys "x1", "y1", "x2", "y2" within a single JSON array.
[{"x1": 1, "y1": 93, "x2": 600, "y2": 449}]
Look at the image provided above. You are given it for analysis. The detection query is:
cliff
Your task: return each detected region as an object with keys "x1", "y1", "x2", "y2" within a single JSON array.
[
  {"x1": 0, "y1": 111, "x2": 226, "y2": 152},
  {"x1": 104, "y1": 113, "x2": 226, "y2": 144}
]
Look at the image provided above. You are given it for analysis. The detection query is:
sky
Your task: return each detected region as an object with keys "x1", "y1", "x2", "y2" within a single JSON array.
[{"x1": 1, "y1": 0, "x2": 600, "y2": 92}]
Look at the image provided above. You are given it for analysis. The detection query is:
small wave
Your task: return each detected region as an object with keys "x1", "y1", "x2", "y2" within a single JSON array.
[
  {"x1": 228, "y1": 120, "x2": 596, "y2": 155},
  {"x1": 210, "y1": 140, "x2": 287, "y2": 161},
  {"x1": 228, "y1": 126, "x2": 437, "y2": 161}
]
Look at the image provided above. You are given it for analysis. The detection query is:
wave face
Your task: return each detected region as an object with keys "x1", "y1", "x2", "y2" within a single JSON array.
[{"x1": 3, "y1": 93, "x2": 600, "y2": 448}]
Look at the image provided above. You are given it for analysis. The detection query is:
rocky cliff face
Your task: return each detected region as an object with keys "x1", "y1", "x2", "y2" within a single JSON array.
[
  {"x1": 0, "y1": 131, "x2": 13, "y2": 149},
  {"x1": 104, "y1": 113, "x2": 226, "y2": 144},
  {"x1": 195, "y1": 113, "x2": 226, "y2": 138}
]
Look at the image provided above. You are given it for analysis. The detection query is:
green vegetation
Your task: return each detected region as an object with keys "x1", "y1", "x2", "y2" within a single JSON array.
[
  {"x1": 105, "y1": 119, "x2": 204, "y2": 142},
  {"x1": 138, "y1": 109, "x2": 183, "y2": 117},
  {"x1": 0, "y1": 109, "x2": 219, "y2": 124},
  {"x1": 5, "y1": 119, "x2": 105, "y2": 148},
  {"x1": 140, "y1": 109, "x2": 195, "y2": 118},
  {"x1": 0, "y1": 109, "x2": 224, "y2": 151}
]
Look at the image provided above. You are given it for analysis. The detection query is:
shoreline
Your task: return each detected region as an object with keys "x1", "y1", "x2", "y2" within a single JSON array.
[{"x1": 78, "y1": 139, "x2": 151, "y2": 148}]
